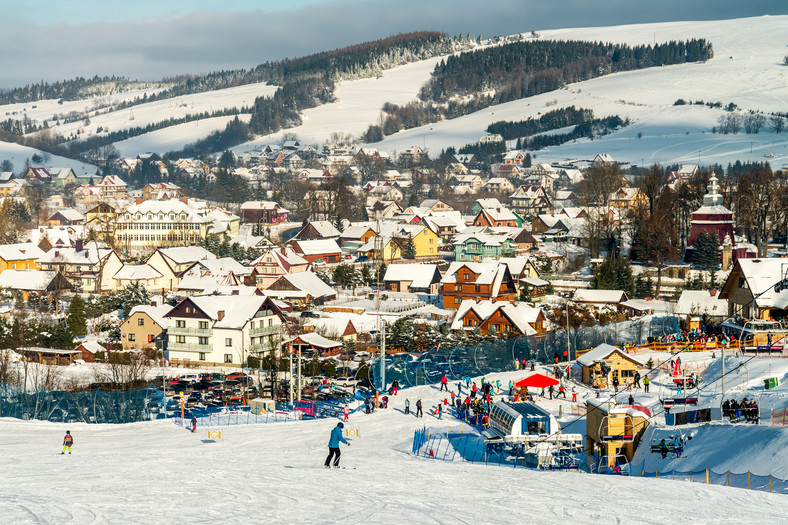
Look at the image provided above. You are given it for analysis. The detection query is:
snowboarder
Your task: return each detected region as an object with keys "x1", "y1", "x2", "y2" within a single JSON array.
[
  {"x1": 61, "y1": 430, "x2": 73, "y2": 455},
  {"x1": 324, "y1": 422, "x2": 349, "y2": 468},
  {"x1": 415, "y1": 399, "x2": 423, "y2": 418},
  {"x1": 391, "y1": 379, "x2": 399, "y2": 396},
  {"x1": 436, "y1": 403, "x2": 442, "y2": 420},
  {"x1": 404, "y1": 398, "x2": 410, "y2": 415},
  {"x1": 343, "y1": 404, "x2": 349, "y2": 421},
  {"x1": 628, "y1": 394, "x2": 634, "y2": 406},
  {"x1": 634, "y1": 371, "x2": 641, "y2": 389},
  {"x1": 440, "y1": 375, "x2": 448, "y2": 392},
  {"x1": 643, "y1": 376, "x2": 650, "y2": 393},
  {"x1": 190, "y1": 416, "x2": 197, "y2": 433}
]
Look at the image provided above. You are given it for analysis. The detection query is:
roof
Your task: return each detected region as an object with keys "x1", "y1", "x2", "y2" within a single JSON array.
[
  {"x1": 286, "y1": 332, "x2": 342, "y2": 349},
  {"x1": 0, "y1": 243, "x2": 45, "y2": 262},
  {"x1": 573, "y1": 289, "x2": 628, "y2": 304},
  {"x1": 577, "y1": 343, "x2": 644, "y2": 367},
  {"x1": 675, "y1": 290, "x2": 727, "y2": 317},
  {"x1": 302, "y1": 221, "x2": 342, "y2": 239},
  {"x1": 0, "y1": 270, "x2": 59, "y2": 291},
  {"x1": 48, "y1": 208, "x2": 85, "y2": 222},
  {"x1": 127, "y1": 304, "x2": 172, "y2": 329},
  {"x1": 292, "y1": 239, "x2": 342, "y2": 256},
  {"x1": 158, "y1": 246, "x2": 216, "y2": 265},
  {"x1": 113, "y1": 264, "x2": 162, "y2": 281},
  {"x1": 442, "y1": 262, "x2": 511, "y2": 296},
  {"x1": 167, "y1": 296, "x2": 274, "y2": 329},
  {"x1": 449, "y1": 300, "x2": 538, "y2": 336},
  {"x1": 267, "y1": 271, "x2": 336, "y2": 300},
  {"x1": 383, "y1": 264, "x2": 440, "y2": 289},
  {"x1": 723, "y1": 259, "x2": 788, "y2": 310},
  {"x1": 76, "y1": 341, "x2": 106, "y2": 354}
]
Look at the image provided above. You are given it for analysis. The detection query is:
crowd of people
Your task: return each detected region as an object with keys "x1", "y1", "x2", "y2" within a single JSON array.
[{"x1": 722, "y1": 398, "x2": 760, "y2": 423}]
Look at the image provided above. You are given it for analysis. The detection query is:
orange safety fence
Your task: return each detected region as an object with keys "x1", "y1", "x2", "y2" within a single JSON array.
[{"x1": 771, "y1": 408, "x2": 788, "y2": 427}]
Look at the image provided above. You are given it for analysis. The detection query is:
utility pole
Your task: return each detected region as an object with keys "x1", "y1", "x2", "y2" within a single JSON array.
[
  {"x1": 375, "y1": 220, "x2": 386, "y2": 393},
  {"x1": 566, "y1": 300, "x2": 570, "y2": 362}
]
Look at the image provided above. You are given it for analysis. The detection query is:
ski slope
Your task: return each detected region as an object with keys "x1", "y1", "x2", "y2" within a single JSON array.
[
  {"x1": 373, "y1": 15, "x2": 788, "y2": 167},
  {"x1": 3, "y1": 363, "x2": 788, "y2": 523},
  {"x1": 0, "y1": 141, "x2": 97, "y2": 175}
]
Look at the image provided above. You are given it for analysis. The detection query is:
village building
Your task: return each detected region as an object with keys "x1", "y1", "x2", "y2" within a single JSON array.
[
  {"x1": 0, "y1": 243, "x2": 45, "y2": 273},
  {"x1": 121, "y1": 304, "x2": 171, "y2": 350},
  {"x1": 577, "y1": 343, "x2": 644, "y2": 388},
  {"x1": 440, "y1": 262, "x2": 517, "y2": 309},
  {"x1": 449, "y1": 300, "x2": 544, "y2": 336},
  {"x1": 285, "y1": 332, "x2": 343, "y2": 358},
  {"x1": 509, "y1": 185, "x2": 552, "y2": 218},
  {"x1": 240, "y1": 200, "x2": 290, "y2": 225},
  {"x1": 262, "y1": 271, "x2": 338, "y2": 306},
  {"x1": 0, "y1": 270, "x2": 74, "y2": 300},
  {"x1": 383, "y1": 263, "x2": 442, "y2": 293},
  {"x1": 165, "y1": 295, "x2": 283, "y2": 367}
]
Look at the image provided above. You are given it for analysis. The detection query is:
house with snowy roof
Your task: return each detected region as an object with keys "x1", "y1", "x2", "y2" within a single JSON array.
[
  {"x1": 0, "y1": 269, "x2": 74, "y2": 300},
  {"x1": 675, "y1": 290, "x2": 727, "y2": 330},
  {"x1": 263, "y1": 271, "x2": 338, "y2": 306},
  {"x1": 121, "y1": 304, "x2": 171, "y2": 350},
  {"x1": 572, "y1": 289, "x2": 629, "y2": 312},
  {"x1": 46, "y1": 208, "x2": 85, "y2": 226},
  {"x1": 285, "y1": 332, "x2": 343, "y2": 358},
  {"x1": 472, "y1": 207, "x2": 523, "y2": 228},
  {"x1": 165, "y1": 295, "x2": 284, "y2": 367},
  {"x1": 440, "y1": 262, "x2": 516, "y2": 309},
  {"x1": 383, "y1": 263, "x2": 441, "y2": 294},
  {"x1": 0, "y1": 243, "x2": 45, "y2": 273},
  {"x1": 510, "y1": 185, "x2": 551, "y2": 218},
  {"x1": 293, "y1": 221, "x2": 343, "y2": 241},
  {"x1": 38, "y1": 242, "x2": 123, "y2": 293},
  {"x1": 249, "y1": 247, "x2": 311, "y2": 288},
  {"x1": 453, "y1": 230, "x2": 516, "y2": 262},
  {"x1": 290, "y1": 239, "x2": 343, "y2": 265},
  {"x1": 240, "y1": 200, "x2": 290, "y2": 225},
  {"x1": 449, "y1": 299, "x2": 543, "y2": 337},
  {"x1": 577, "y1": 343, "x2": 644, "y2": 388},
  {"x1": 303, "y1": 317, "x2": 359, "y2": 342},
  {"x1": 719, "y1": 258, "x2": 788, "y2": 320},
  {"x1": 73, "y1": 340, "x2": 105, "y2": 362}
]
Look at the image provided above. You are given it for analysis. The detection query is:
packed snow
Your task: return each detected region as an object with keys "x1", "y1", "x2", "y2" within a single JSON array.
[
  {"x1": 3, "y1": 358, "x2": 788, "y2": 523},
  {"x1": 0, "y1": 141, "x2": 97, "y2": 175}
]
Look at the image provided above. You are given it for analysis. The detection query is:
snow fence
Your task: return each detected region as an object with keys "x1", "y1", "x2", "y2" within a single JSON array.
[
  {"x1": 0, "y1": 382, "x2": 164, "y2": 424},
  {"x1": 376, "y1": 315, "x2": 679, "y2": 388},
  {"x1": 630, "y1": 459, "x2": 788, "y2": 494}
]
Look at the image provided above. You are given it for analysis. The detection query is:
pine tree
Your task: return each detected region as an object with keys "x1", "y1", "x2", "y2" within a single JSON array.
[
  {"x1": 692, "y1": 231, "x2": 720, "y2": 270},
  {"x1": 67, "y1": 294, "x2": 87, "y2": 336},
  {"x1": 403, "y1": 236, "x2": 417, "y2": 259}
]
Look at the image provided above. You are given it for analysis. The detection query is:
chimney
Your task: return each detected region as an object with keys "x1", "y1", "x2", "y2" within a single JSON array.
[
  {"x1": 136, "y1": 198, "x2": 143, "y2": 205},
  {"x1": 710, "y1": 289, "x2": 717, "y2": 296},
  {"x1": 75, "y1": 239, "x2": 83, "y2": 252},
  {"x1": 217, "y1": 310, "x2": 225, "y2": 321}
]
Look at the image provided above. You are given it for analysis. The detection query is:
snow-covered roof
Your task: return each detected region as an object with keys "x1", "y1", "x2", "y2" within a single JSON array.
[
  {"x1": 573, "y1": 289, "x2": 628, "y2": 304},
  {"x1": 168, "y1": 296, "x2": 274, "y2": 329},
  {"x1": 286, "y1": 332, "x2": 342, "y2": 349},
  {"x1": 113, "y1": 264, "x2": 162, "y2": 281},
  {"x1": 266, "y1": 271, "x2": 336, "y2": 300},
  {"x1": 675, "y1": 290, "x2": 727, "y2": 316},
  {"x1": 0, "y1": 270, "x2": 59, "y2": 291},
  {"x1": 127, "y1": 304, "x2": 172, "y2": 329},
  {"x1": 577, "y1": 343, "x2": 644, "y2": 367},
  {"x1": 0, "y1": 243, "x2": 45, "y2": 262},
  {"x1": 383, "y1": 264, "x2": 440, "y2": 289},
  {"x1": 449, "y1": 300, "x2": 538, "y2": 336},
  {"x1": 158, "y1": 246, "x2": 216, "y2": 265},
  {"x1": 48, "y1": 208, "x2": 85, "y2": 222},
  {"x1": 76, "y1": 340, "x2": 106, "y2": 354},
  {"x1": 292, "y1": 239, "x2": 342, "y2": 256}
]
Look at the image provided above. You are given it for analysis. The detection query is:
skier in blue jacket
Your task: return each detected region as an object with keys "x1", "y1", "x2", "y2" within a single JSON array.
[{"x1": 325, "y1": 422, "x2": 349, "y2": 468}]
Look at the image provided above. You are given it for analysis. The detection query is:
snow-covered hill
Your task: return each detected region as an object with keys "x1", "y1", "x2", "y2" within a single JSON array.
[{"x1": 372, "y1": 15, "x2": 788, "y2": 167}]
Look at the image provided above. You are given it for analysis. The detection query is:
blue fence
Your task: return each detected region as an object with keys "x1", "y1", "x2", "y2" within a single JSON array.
[
  {"x1": 375, "y1": 316, "x2": 679, "y2": 389},
  {"x1": 0, "y1": 381, "x2": 164, "y2": 424}
]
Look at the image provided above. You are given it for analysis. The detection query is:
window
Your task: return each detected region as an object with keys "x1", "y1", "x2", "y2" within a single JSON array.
[
  {"x1": 224, "y1": 354, "x2": 233, "y2": 363},
  {"x1": 225, "y1": 338, "x2": 232, "y2": 347},
  {"x1": 176, "y1": 335, "x2": 185, "y2": 344},
  {"x1": 198, "y1": 321, "x2": 208, "y2": 329},
  {"x1": 176, "y1": 320, "x2": 185, "y2": 328},
  {"x1": 198, "y1": 337, "x2": 208, "y2": 345},
  {"x1": 137, "y1": 318, "x2": 145, "y2": 326},
  {"x1": 454, "y1": 297, "x2": 461, "y2": 304},
  {"x1": 267, "y1": 318, "x2": 272, "y2": 327},
  {"x1": 199, "y1": 352, "x2": 206, "y2": 361},
  {"x1": 128, "y1": 333, "x2": 136, "y2": 342}
]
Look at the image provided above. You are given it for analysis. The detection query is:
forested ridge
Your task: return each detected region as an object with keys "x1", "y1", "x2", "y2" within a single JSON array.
[{"x1": 364, "y1": 38, "x2": 712, "y2": 141}]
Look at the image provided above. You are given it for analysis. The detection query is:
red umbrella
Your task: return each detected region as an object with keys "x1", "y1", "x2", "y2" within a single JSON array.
[{"x1": 515, "y1": 373, "x2": 559, "y2": 389}]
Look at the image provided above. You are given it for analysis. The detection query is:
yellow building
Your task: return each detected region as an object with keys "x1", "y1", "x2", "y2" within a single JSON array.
[
  {"x1": 586, "y1": 400, "x2": 650, "y2": 470},
  {"x1": 0, "y1": 243, "x2": 45, "y2": 273},
  {"x1": 358, "y1": 224, "x2": 439, "y2": 262},
  {"x1": 577, "y1": 343, "x2": 644, "y2": 388}
]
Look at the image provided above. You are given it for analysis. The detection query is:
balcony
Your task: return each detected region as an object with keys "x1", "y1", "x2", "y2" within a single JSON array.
[
  {"x1": 250, "y1": 324, "x2": 281, "y2": 337},
  {"x1": 168, "y1": 326, "x2": 211, "y2": 336},
  {"x1": 168, "y1": 341, "x2": 211, "y2": 352}
]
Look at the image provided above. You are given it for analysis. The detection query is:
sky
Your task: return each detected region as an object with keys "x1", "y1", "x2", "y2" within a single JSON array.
[{"x1": 0, "y1": 0, "x2": 786, "y2": 89}]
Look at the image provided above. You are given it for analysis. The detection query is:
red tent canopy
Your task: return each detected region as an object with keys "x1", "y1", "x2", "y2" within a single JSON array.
[{"x1": 515, "y1": 373, "x2": 559, "y2": 389}]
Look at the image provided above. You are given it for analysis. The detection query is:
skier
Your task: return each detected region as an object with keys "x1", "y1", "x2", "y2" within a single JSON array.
[
  {"x1": 612, "y1": 375, "x2": 620, "y2": 393},
  {"x1": 643, "y1": 375, "x2": 650, "y2": 393},
  {"x1": 415, "y1": 399, "x2": 423, "y2": 418},
  {"x1": 436, "y1": 403, "x2": 442, "y2": 420},
  {"x1": 628, "y1": 394, "x2": 634, "y2": 406},
  {"x1": 548, "y1": 384, "x2": 554, "y2": 399},
  {"x1": 391, "y1": 379, "x2": 399, "y2": 396},
  {"x1": 343, "y1": 404, "x2": 349, "y2": 421},
  {"x1": 508, "y1": 380, "x2": 514, "y2": 397},
  {"x1": 440, "y1": 375, "x2": 448, "y2": 392},
  {"x1": 365, "y1": 398, "x2": 371, "y2": 414},
  {"x1": 634, "y1": 371, "x2": 641, "y2": 389},
  {"x1": 61, "y1": 430, "x2": 73, "y2": 455},
  {"x1": 190, "y1": 416, "x2": 197, "y2": 433},
  {"x1": 324, "y1": 422, "x2": 350, "y2": 469},
  {"x1": 404, "y1": 398, "x2": 410, "y2": 415}
]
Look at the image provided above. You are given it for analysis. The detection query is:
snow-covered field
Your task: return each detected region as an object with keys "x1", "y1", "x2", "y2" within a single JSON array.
[
  {"x1": 113, "y1": 114, "x2": 252, "y2": 157},
  {"x1": 0, "y1": 141, "x2": 97, "y2": 175},
  {"x1": 232, "y1": 56, "x2": 445, "y2": 155},
  {"x1": 4, "y1": 359, "x2": 788, "y2": 523}
]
